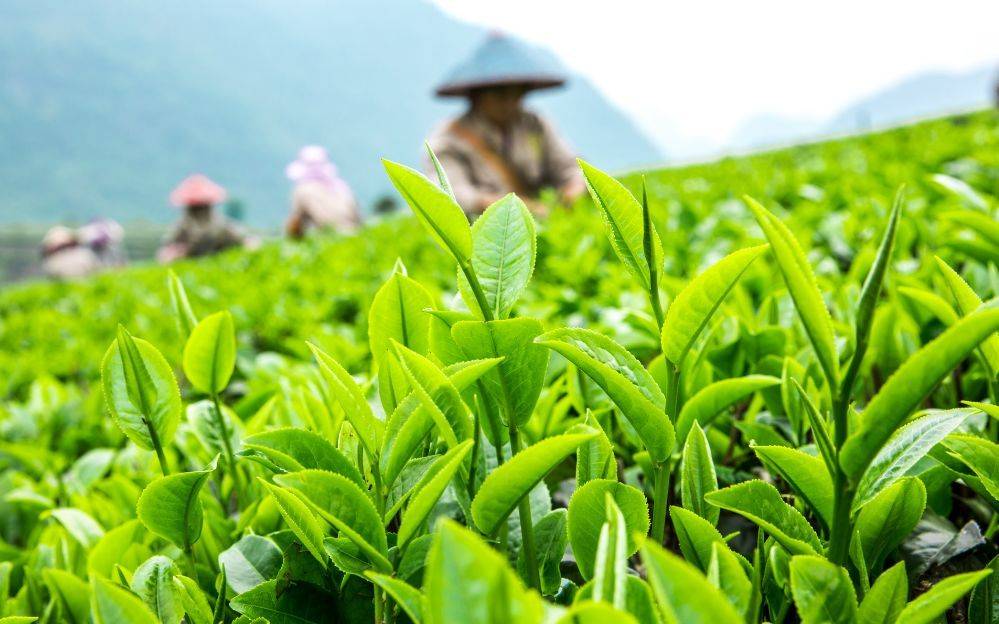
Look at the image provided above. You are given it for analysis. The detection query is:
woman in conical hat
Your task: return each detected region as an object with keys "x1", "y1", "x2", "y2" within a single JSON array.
[
  {"x1": 284, "y1": 145, "x2": 361, "y2": 238},
  {"x1": 40, "y1": 225, "x2": 102, "y2": 280},
  {"x1": 158, "y1": 174, "x2": 247, "y2": 262},
  {"x1": 424, "y1": 33, "x2": 585, "y2": 218}
]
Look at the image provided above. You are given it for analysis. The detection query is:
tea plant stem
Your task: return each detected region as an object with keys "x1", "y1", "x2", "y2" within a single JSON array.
[
  {"x1": 508, "y1": 423, "x2": 540, "y2": 590},
  {"x1": 144, "y1": 418, "x2": 171, "y2": 476},
  {"x1": 467, "y1": 409, "x2": 481, "y2": 500},
  {"x1": 827, "y1": 393, "x2": 855, "y2": 566},
  {"x1": 651, "y1": 461, "x2": 669, "y2": 544},
  {"x1": 458, "y1": 260, "x2": 495, "y2": 322},
  {"x1": 374, "y1": 584, "x2": 384, "y2": 624},
  {"x1": 211, "y1": 393, "x2": 243, "y2": 504}
]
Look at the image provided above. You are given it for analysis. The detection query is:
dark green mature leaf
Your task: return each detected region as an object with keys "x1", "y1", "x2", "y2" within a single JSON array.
[
  {"x1": 90, "y1": 577, "x2": 158, "y2": 624},
  {"x1": 219, "y1": 535, "x2": 283, "y2": 594},
  {"x1": 708, "y1": 542, "x2": 752, "y2": 617},
  {"x1": 183, "y1": 311, "x2": 236, "y2": 395},
  {"x1": 676, "y1": 375, "x2": 780, "y2": 443},
  {"x1": 855, "y1": 477, "x2": 925, "y2": 573},
  {"x1": 536, "y1": 328, "x2": 673, "y2": 462},
  {"x1": 452, "y1": 318, "x2": 548, "y2": 427},
  {"x1": 746, "y1": 196, "x2": 838, "y2": 387},
  {"x1": 579, "y1": 159, "x2": 662, "y2": 291},
  {"x1": 473, "y1": 431, "x2": 596, "y2": 535},
  {"x1": 398, "y1": 439, "x2": 473, "y2": 548},
  {"x1": 310, "y1": 343, "x2": 384, "y2": 458},
  {"x1": 662, "y1": 245, "x2": 768, "y2": 367},
  {"x1": 753, "y1": 445, "x2": 833, "y2": 531},
  {"x1": 681, "y1": 423, "x2": 719, "y2": 525},
  {"x1": 517, "y1": 509, "x2": 568, "y2": 597},
  {"x1": 642, "y1": 540, "x2": 744, "y2": 623},
  {"x1": 852, "y1": 408, "x2": 970, "y2": 511},
  {"x1": 230, "y1": 580, "x2": 332, "y2": 624},
  {"x1": 840, "y1": 308, "x2": 999, "y2": 478},
  {"x1": 392, "y1": 342, "x2": 472, "y2": 448},
  {"x1": 857, "y1": 562, "x2": 907, "y2": 624},
  {"x1": 274, "y1": 470, "x2": 390, "y2": 571},
  {"x1": 43, "y1": 568, "x2": 90, "y2": 624},
  {"x1": 242, "y1": 428, "x2": 364, "y2": 489},
  {"x1": 136, "y1": 458, "x2": 216, "y2": 551},
  {"x1": 968, "y1": 555, "x2": 998, "y2": 624},
  {"x1": 944, "y1": 435, "x2": 999, "y2": 500},
  {"x1": 259, "y1": 480, "x2": 328, "y2": 568},
  {"x1": 705, "y1": 480, "x2": 822, "y2": 555},
  {"x1": 130, "y1": 556, "x2": 183, "y2": 624},
  {"x1": 365, "y1": 572, "x2": 424, "y2": 623},
  {"x1": 101, "y1": 331, "x2": 181, "y2": 452},
  {"x1": 383, "y1": 159, "x2": 472, "y2": 262},
  {"x1": 789, "y1": 556, "x2": 857, "y2": 624},
  {"x1": 569, "y1": 479, "x2": 649, "y2": 579},
  {"x1": 896, "y1": 569, "x2": 992, "y2": 624},
  {"x1": 670, "y1": 506, "x2": 728, "y2": 572}
]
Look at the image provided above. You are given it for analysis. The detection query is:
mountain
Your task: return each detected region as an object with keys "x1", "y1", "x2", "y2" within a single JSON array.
[{"x1": 0, "y1": 0, "x2": 661, "y2": 226}]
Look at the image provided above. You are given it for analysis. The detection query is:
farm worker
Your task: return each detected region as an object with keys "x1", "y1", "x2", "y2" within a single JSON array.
[
  {"x1": 78, "y1": 217, "x2": 127, "y2": 267},
  {"x1": 424, "y1": 33, "x2": 585, "y2": 218},
  {"x1": 284, "y1": 145, "x2": 361, "y2": 238},
  {"x1": 158, "y1": 174, "x2": 248, "y2": 262},
  {"x1": 40, "y1": 225, "x2": 102, "y2": 280}
]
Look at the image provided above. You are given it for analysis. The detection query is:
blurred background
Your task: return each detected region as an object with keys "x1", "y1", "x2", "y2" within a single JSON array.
[{"x1": 1, "y1": 0, "x2": 997, "y2": 281}]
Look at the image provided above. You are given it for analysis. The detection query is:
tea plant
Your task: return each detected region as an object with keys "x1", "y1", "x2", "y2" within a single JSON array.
[{"x1": 1, "y1": 112, "x2": 998, "y2": 623}]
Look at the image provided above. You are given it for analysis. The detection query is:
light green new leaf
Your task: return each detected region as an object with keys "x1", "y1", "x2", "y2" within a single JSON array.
[
  {"x1": 274, "y1": 470, "x2": 390, "y2": 571},
  {"x1": 398, "y1": 439, "x2": 473, "y2": 548},
  {"x1": 852, "y1": 408, "x2": 970, "y2": 511},
  {"x1": 101, "y1": 330, "x2": 182, "y2": 452},
  {"x1": 968, "y1": 555, "x2": 997, "y2": 624},
  {"x1": 473, "y1": 431, "x2": 596, "y2": 535},
  {"x1": 242, "y1": 427, "x2": 364, "y2": 489},
  {"x1": 569, "y1": 479, "x2": 650, "y2": 579},
  {"x1": 182, "y1": 311, "x2": 236, "y2": 395},
  {"x1": 536, "y1": 328, "x2": 673, "y2": 462},
  {"x1": 392, "y1": 341, "x2": 472, "y2": 447},
  {"x1": 383, "y1": 159, "x2": 472, "y2": 261},
  {"x1": 945, "y1": 434, "x2": 999, "y2": 500},
  {"x1": 88, "y1": 520, "x2": 145, "y2": 578},
  {"x1": 898, "y1": 286, "x2": 960, "y2": 326},
  {"x1": 136, "y1": 458, "x2": 216, "y2": 551},
  {"x1": 840, "y1": 307, "x2": 999, "y2": 478},
  {"x1": 259, "y1": 480, "x2": 328, "y2": 568},
  {"x1": 662, "y1": 245, "x2": 768, "y2": 366},
  {"x1": 48, "y1": 507, "x2": 105, "y2": 548},
  {"x1": 789, "y1": 556, "x2": 857, "y2": 624},
  {"x1": 857, "y1": 562, "x2": 907, "y2": 624},
  {"x1": 681, "y1": 422, "x2": 719, "y2": 526},
  {"x1": 43, "y1": 568, "x2": 90, "y2": 624},
  {"x1": 930, "y1": 173, "x2": 990, "y2": 210},
  {"x1": 90, "y1": 576, "x2": 158, "y2": 624},
  {"x1": 572, "y1": 414, "x2": 617, "y2": 487},
  {"x1": 745, "y1": 196, "x2": 838, "y2": 387},
  {"x1": 365, "y1": 572, "x2": 424, "y2": 624},
  {"x1": 131, "y1": 556, "x2": 183, "y2": 624},
  {"x1": 896, "y1": 569, "x2": 992, "y2": 624},
  {"x1": 229, "y1": 580, "x2": 329, "y2": 624},
  {"x1": 593, "y1": 495, "x2": 628, "y2": 609},
  {"x1": 167, "y1": 270, "x2": 198, "y2": 340},
  {"x1": 579, "y1": 159, "x2": 662, "y2": 291},
  {"x1": 642, "y1": 539, "x2": 744, "y2": 623},
  {"x1": 172, "y1": 575, "x2": 213, "y2": 624},
  {"x1": 670, "y1": 505, "x2": 728, "y2": 572},
  {"x1": 705, "y1": 480, "x2": 822, "y2": 556},
  {"x1": 936, "y1": 255, "x2": 999, "y2": 372},
  {"x1": 753, "y1": 445, "x2": 833, "y2": 531},
  {"x1": 708, "y1": 542, "x2": 753, "y2": 617},
  {"x1": 218, "y1": 534, "x2": 283, "y2": 594},
  {"x1": 855, "y1": 478, "x2": 925, "y2": 574},
  {"x1": 676, "y1": 375, "x2": 780, "y2": 443},
  {"x1": 555, "y1": 601, "x2": 638, "y2": 624},
  {"x1": 310, "y1": 343, "x2": 384, "y2": 458}
]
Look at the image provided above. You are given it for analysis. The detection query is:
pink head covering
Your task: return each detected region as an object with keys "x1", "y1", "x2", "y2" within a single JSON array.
[
  {"x1": 286, "y1": 146, "x2": 349, "y2": 195},
  {"x1": 170, "y1": 174, "x2": 227, "y2": 207}
]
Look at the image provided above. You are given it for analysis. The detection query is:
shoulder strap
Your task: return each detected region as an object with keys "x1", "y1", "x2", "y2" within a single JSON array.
[{"x1": 449, "y1": 120, "x2": 530, "y2": 197}]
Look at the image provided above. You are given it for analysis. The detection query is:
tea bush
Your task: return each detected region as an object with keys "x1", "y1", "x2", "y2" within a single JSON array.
[{"x1": 0, "y1": 111, "x2": 997, "y2": 623}]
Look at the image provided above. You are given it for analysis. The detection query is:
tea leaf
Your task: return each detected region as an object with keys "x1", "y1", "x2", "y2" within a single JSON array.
[
  {"x1": 365, "y1": 572, "x2": 424, "y2": 623},
  {"x1": 517, "y1": 509, "x2": 568, "y2": 597},
  {"x1": 130, "y1": 556, "x2": 183, "y2": 624},
  {"x1": 136, "y1": 458, "x2": 216, "y2": 552},
  {"x1": 218, "y1": 534, "x2": 283, "y2": 594},
  {"x1": 935, "y1": 255, "x2": 999, "y2": 371},
  {"x1": 857, "y1": 562, "x2": 907, "y2": 624},
  {"x1": 676, "y1": 375, "x2": 780, "y2": 443},
  {"x1": 398, "y1": 439, "x2": 473, "y2": 548},
  {"x1": 592, "y1": 495, "x2": 628, "y2": 609},
  {"x1": 43, "y1": 568, "x2": 90, "y2": 624},
  {"x1": 642, "y1": 539, "x2": 744, "y2": 623},
  {"x1": 943, "y1": 434, "x2": 999, "y2": 501},
  {"x1": 896, "y1": 569, "x2": 992, "y2": 624},
  {"x1": 680, "y1": 422, "x2": 719, "y2": 525},
  {"x1": 392, "y1": 341, "x2": 472, "y2": 447},
  {"x1": 753, "y1": 445, "x2": 833, "y2": 531},
  {"x1": 172, "y1": 576, "x2": 213, "y2": 624},
  {"x1": 708, "y1": 542, "x2": 753, "y2": 616},
  {"x1": 670, "y1": 505, "x2": 728, "y2": 572},
  {"x1": 166, "y1": 270, "x2": 198, "y2": 340},
  {"x1": 854, "y1": 477, "x2": 925, "y2": 573},
  {"x1": 182, "y1": 311, "x2": 236, "y2": 395},
  {"x1": 382, "y1": 159, "x2": 472, "y2": 261},
  {"x1": 569, "y1": 479, "x2": 649, "y2": 579},
  {"x1": 789, "y1": 555, "x2": 857, "y2": 624},
  {"x1": 90, "y1": 576, "x2": 158, "y2": 624},
  {"x1": 259, "y1": 480, "x2": 328, "y2": 568},
  {"x1": 310, "y1": 343, "x2": 384, "y2": 459},
  {"x1": 242, "y1": 427, "x2": 364, "y2": 489},
  {"x1": 705, "y1": 480, "x2": 822, "y2": 556}
]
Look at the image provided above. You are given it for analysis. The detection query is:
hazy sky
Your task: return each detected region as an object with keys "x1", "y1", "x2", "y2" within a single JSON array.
[{"x1": 434, "y1": 0, "x2": 999, "y2": 152}]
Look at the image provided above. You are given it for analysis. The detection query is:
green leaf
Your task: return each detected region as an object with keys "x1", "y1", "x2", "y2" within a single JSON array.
[
  {"x1": 536, "y1": 328, "x2": 673, "y2": 462},
  {"x1": 131, "y1": 555, "x2": 183, "y2": 624},
  {"x1": 930, "y1": 173, "x2": 990, "y2": 210},
  {"x1": 166, "y1": 270, "x2": 198, "y2": 340},
  {"x1": 681, "y1": 422, "x2": 719, "y2": 525},
  {"x1": 48, "y1": 507, "x2": 105, "y2": 548},
  {"x1": 662, "y1": 245, "x2": 768, "y2": 367},
  {"x1": 642, "y1": 539, "x2": 744, "y2": 623},
  {"x1": 898, "y1": 286, "x2": 960, "y2": 326},
  {"x1": 90, "y1": 576, "x2": 158, "y2": 624},
  {"x1": 182, "y1": 311, "x2": 236, "y2": 395},
  {"x1": 555, "y1": 601, "x2": 638, "y2": 624},
  {"x1": 935, "y1": 255, "x2": 999, "y2": 371},
  {"x1": 274, "y1": 470, "x2": 390, "y2": 571},
  {"x1": 896, "y1": 569, "x2": 992, "y2": 624},
  {"x1": 136, "y1": 458, "x2": 216, "y2": 552},
  {"x1": 43, "y1": 568, "x2": 91, "y2": 624},
  {"x1": 852, "y1": 408, "x2": 970, "y2": 511},
  {"x1": 569, "y1": 479, "x2": 650, "y2": 579},
  {"x1": 579, "y1": 159, "x2": 662, "y2": 291},
  {"x1": 593, "y1": 495, "x2": 628, "y2": 609},
  {"x1": 88, "y1": 519, "x2": 146, "y2": 578},
  {"x1": 676, "y1": 375, "x2": 780, "y2": 443},
  {"x1": 460, "y1": 194, "x2": 537, "y2": 319},
  {"x1": 242, "y1": 427, "x2": 365, "y2": 489},
  {"x1": 398, "y1": 439, "x2": 473, "y2": 548},
  {"x1": 172, "y1": 575, "x2": 213, "y2": 624},
  {"x1": 219, "y1": 534, "x2": 283, "y2": 594},
  {"x1": 968, "y1": 555, "x2": 998, "y2": 624},
  {"x1": 944, "y1": 434, "x2": 999, "y2": 501},
  {"x1": 452, "y1": 318, "x2": 548, "y2": 428},
  {"x1": 855, "y1": 477, "x2": 926, "y2": 572},
  {"x1": 229, "y1": 580, "x2": 331, "y2": 624},
  {"x1": 670, "y1": 505, "x2": 728, "y2": 572},
  {"x1": 753, "y1": 445, "x2": 833, "y2": 531},
  {"x1": 572, "y1": 413, "x2": 617, "y2": 487},
  {"x1": 705, "y1": 480, "x2": 822, "y2": 556},
  {"x1": 472, "y1": 431, "x2": 596, "y2": 535},
  {"x1": 789, "y1": 555, "x2": 857, "y2": 624},
  {"x1": 708, "y1": 542, "x2": 753, "y2": 617},
  {"x1": 745, "y1": 196, "x2": 838, "y2": 387},
  {"x1": 259, "y1": 480, "x2": 328, "y2": 569},
  {"x1": 840, "y1": 307, "x2": 999, "y2": 478},
  {"x1": 857, "y1": 561, "x2": 907, "y2": 624},
  {"x1": 517, "y1": 509, "x2": 568, "y2": 597},
  {"x1": 101, "y1": 330, "x2": 182, "y2": 452},
  {"x1": 365, "y1": 572, "x2": 424, "y2": 624},
  {"x1": 392, "y1": 341, "x2": 473, "y2": 448},
  {"x1": 383, "y1": 159, "x2": 472, "y2": 261},
  {"x1": 309, "y1": 343, "x2": 384, "y2": 459}
]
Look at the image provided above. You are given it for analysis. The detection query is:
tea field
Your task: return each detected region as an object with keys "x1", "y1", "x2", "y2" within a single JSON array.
[{"x1": 0, "y1": 110, "x2": 997, "y2": 624}]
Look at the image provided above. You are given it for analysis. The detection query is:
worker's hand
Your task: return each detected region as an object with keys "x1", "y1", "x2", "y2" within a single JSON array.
[{"x1": 156, "y1": 243, "x2": 188, "y2": 263}]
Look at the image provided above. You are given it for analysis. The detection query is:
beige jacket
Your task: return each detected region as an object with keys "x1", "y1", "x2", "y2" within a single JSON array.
[
  {"x1": 42, "y1": 246, "x2": 102, "y2": 280},
  {"x1": 424, "y1": 109, "x2": 581, "y2": 215},
  {"x1": 288, "y1": 182, "x2": 361, "y2": 236}
]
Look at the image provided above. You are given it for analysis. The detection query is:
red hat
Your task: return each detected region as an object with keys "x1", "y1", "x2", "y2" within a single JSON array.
[{"x1": 170, "y1": 174, "x2": 227, "y2": 207}]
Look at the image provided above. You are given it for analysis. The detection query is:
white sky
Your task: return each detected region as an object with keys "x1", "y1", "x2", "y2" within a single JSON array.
[{"x1": 433, "y1": 0, "x2": 999, "y2": 152}]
